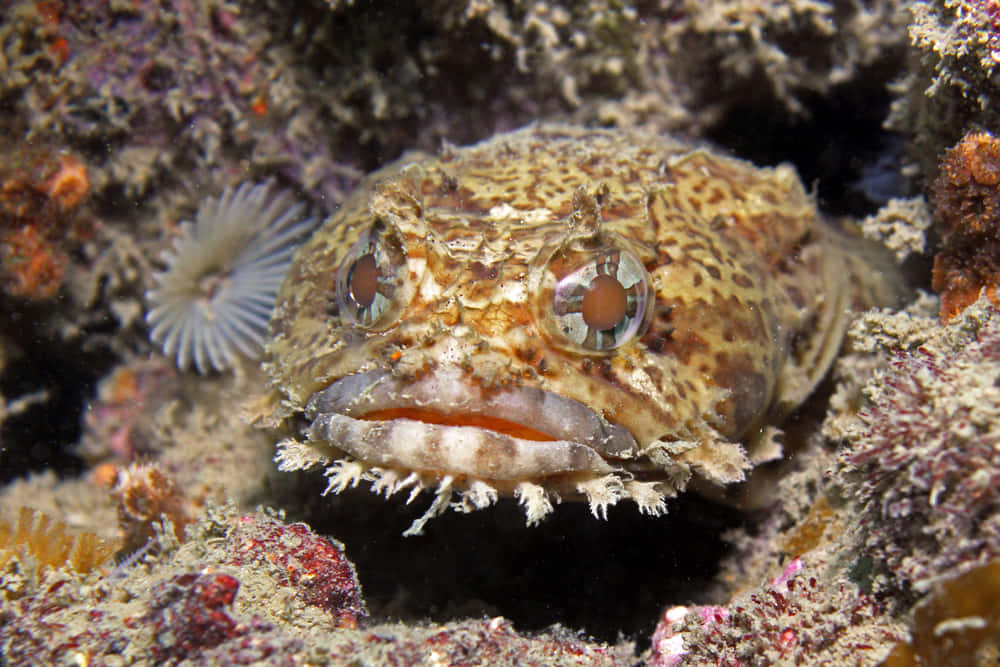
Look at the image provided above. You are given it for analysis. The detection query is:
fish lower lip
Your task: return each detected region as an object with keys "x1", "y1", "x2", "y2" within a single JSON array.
[
  {"x1": 305, "y1": 411, "x2": 616, "y2": 480},
  {"x1": 305, "y1": 368, "x2": 639, "y2": 459}
]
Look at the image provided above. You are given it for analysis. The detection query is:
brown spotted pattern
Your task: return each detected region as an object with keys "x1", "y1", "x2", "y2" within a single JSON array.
[{"x1": 265, "y1": 124, "x2": 906, "y2": 510}]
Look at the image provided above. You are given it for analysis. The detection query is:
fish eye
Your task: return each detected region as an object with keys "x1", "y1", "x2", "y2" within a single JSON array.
[
  {"x1": 549, "y1": 248, "x2": 650, "y2": 351},
  {"x1": 348, "y1": 253, "x2": 379, "y2": 307},
  {"x1": 335, "y1": 223, "x2": 410, "y2": 329}
]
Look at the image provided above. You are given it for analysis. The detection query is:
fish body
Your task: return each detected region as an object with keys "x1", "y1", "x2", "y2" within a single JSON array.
[{"x1": 265, "y1": 125, "x2": 903, "y2": 534}]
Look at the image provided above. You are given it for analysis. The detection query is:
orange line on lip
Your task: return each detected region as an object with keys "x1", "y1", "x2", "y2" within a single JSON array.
[{"x1": 359, "y1": 408, "x2": 558, "y2": 442}]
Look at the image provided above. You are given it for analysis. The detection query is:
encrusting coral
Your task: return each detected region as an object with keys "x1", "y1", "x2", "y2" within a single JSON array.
[{"x1": 929, "y1": 130, "x2": 1000, "y2": 321}]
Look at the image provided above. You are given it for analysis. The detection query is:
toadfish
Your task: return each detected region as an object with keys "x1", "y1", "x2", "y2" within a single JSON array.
[{"x1": 263, "y1": 124, "x2": 905, "y2": 535}]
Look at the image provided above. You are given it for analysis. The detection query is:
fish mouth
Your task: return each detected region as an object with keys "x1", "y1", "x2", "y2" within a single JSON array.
[{"x1": 303, "y1": 367, "x2": 639, "y2": 481}]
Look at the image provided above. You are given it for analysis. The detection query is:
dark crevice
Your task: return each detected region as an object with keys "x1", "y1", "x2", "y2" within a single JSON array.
[
  {"x1": 278, "y1": 473, "x2": 748, "y2": 643},
  {"x1": 705, "y1": 62, "x2": 907, "y2": 218},
  {"x1": 0, "y1": 300, "x2": 116, "y2": 484}
]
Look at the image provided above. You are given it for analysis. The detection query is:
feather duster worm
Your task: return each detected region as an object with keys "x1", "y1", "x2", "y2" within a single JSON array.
[{"x1": 146, "y1": 183, "x2": 315, "y2": 373}]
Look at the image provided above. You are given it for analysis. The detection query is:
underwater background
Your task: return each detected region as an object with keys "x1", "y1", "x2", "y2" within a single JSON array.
[{"x1": 1, "y1": 1, "x2": 999, "y2": 664}]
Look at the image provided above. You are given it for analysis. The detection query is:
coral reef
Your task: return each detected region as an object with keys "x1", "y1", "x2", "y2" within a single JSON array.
[
  {"x1": 0, "y1": 3, "x2": 358, "y2": 451},
  {"x1": 648, "y1": 556, "x2": 903, "y2": 666},
  {"x1": 0, "y1": 144, "x2": 91, "y2": 300},
  {"x1": 0, "y1": 0, "x2": 358, "y2": 203},
  {"x1": 343, "y1": 617, "x2": 633, "y2": 667},
  {"x1": 835, "y1": 296, "x2": 1000, "y2": 591},
  {"x1": 822, "y1": 292, "x2": 941, "y2": 445},
  {"x1": 640, "y1": 429, "x2": 910, "y2": 666},
  {"x1": 0, "y1": 508, "x2": 341, "y2": 664},
  {"x1": 657, "y1": 0, "x2": 907, "y2": 118},
  {"x1": 860, "y1": 197, "x2": 934, "y2": 263},
  {"x1": 888, "y1": 0, "x2": 1000, "y2": 179},
  {"x1": 0, "y1": 505, "x2": 634, "y2": 666},
  {"x1": 0, "y1": 0, "x2": 912, "y2": 203},
  {"x1": 7, "y1": 0, "x2": 1000, "y2": 663},
  {"x1": 929, "y1": 130, "x2": 1000, "y2": 321}
]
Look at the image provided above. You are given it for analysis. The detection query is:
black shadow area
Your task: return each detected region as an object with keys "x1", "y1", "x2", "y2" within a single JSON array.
[{"x1": 279, "y1": 472, "x2": 746, "y2": 643}]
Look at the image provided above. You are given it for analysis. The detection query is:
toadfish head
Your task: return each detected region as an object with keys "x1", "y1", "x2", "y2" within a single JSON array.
[{"x1": 264, "y1": 125, "x2": 865, "y2": 534}]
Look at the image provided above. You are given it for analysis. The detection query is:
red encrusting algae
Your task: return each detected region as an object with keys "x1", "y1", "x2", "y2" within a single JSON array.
[{"x1": 228, "y1": 514, "x2": 368, "y2": 629}]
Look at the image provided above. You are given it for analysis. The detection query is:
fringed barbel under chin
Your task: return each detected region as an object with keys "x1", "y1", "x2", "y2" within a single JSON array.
[
  {"x1": 402, "y1": 475, "x2": 455, "y2": 537},
  {"x1": 280, "y1": 438, "x2": 675, "y2": 534}
]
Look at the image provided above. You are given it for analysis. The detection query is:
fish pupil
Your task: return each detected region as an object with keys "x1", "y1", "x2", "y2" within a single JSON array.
[
  {"x1": 349, "y1": 253, "x2": 379, "y2": 308},
  {"x1": 581, "y1": 274, "x2": 627, "y2": 331}
]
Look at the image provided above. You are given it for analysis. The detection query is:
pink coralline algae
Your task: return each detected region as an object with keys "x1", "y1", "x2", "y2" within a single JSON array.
[
  {"x1": 838, "y1": 299, "x2": 1000, "y2": 590},
  {"x1": 648, "y1": 557, "x2": 901, "y2": 666},
  {"x1": 228, "y1": 514, "x2": 367, "y2": 628}
]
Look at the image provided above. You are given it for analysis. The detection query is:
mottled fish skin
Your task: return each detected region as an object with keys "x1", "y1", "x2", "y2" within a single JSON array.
[{"x1": 264, "y1": 124, "x2": 906, "y2": 533}]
